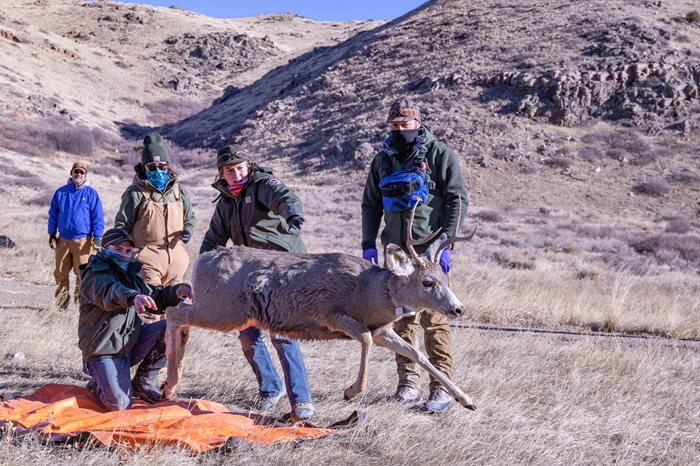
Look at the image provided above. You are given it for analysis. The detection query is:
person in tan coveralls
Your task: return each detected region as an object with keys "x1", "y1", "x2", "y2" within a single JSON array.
[{"x1": 114, "y1": 133, "x2": 195, "y2": 289}]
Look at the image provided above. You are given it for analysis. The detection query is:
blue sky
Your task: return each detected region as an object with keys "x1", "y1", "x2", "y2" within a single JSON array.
[{"x1": 114, "y1": 1, "x2": 426, "y2": 21}]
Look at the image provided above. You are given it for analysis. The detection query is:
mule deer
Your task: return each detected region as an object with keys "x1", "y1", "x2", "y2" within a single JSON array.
[{"x1": 162, "y1": 206, "x2": 477, "y2": 411}]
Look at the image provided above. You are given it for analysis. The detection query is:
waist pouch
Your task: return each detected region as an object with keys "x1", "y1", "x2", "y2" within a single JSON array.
[{"x1": 379, "y1": 169, "x2": 429, "y2": 212}]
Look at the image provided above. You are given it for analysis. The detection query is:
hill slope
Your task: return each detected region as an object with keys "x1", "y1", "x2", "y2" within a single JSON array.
[{"x1": 0, "y1": 0, "x2": 379, "y2": 129}]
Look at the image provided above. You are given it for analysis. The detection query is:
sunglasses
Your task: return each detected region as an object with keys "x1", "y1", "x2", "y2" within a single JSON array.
[
  {"x1": 145, "y1": 162, "x2": 168, "y2": 171},
  {"x1": 72, "y1": 169, "x2": 86, "y2": 175}
]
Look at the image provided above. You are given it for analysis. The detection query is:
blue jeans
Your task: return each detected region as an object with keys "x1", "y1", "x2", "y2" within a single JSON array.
[
  {"x1": 238, "y1": 327, "x2": 312, "y2": 406},
  {"x1": 84, "y1": 320, "x2": 167, "y2": 411}
]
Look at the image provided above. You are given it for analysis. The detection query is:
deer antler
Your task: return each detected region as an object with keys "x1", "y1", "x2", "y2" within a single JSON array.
[
  {"x1": 406, "y1": 199, "x2": 441, "y2": 267},
  {"x1": 434, "y1": 197, "x2": 477, "y2": 262}
]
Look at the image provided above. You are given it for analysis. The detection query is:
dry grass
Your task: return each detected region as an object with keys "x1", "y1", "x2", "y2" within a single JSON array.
[
  {"x1": 0, "y1": 148, "x2": 699, "y2": 464},
  {"x1": 1, "y1": 303, "x2": 699, "y2": 465}
]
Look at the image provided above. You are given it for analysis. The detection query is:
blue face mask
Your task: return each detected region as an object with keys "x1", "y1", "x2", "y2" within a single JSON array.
[
  {"x1": 146, "y1": 167, "x2": 169, "y2": 191},
  {"x1": 103, "y1": 249, "x2": 130, "y2": 270}
]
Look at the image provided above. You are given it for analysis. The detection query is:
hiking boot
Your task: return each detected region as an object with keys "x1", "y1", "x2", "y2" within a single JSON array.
[
  {"x1": 421, "y1": 388, "x2": 454, "y2": 414},
  {"x1": 290, "y1": 402, "x2": 317, "y2": 423},
  {"x1": 388, "y1": 385, "x2": 422, "y2": 404},
  {"x1": 132, "y1": 375, "x2": 163, "y2": 404},
  {"x1": 255, "y1": 389, "x2": 286, "y2": 412},
  {"x1": 132, "y1": 339, "x2": 166, "y2": 403},
  {"x1": 86, "y1": 378, "x2": 97, "y2": 392}
]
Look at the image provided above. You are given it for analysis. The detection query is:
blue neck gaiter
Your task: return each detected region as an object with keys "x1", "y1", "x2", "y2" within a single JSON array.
[
  {"x1": 103, "y1": 249, "x2": 130, "y2": 271},
  {"x1": 146, "y1": 168, "x2": 169, "y2": 192}
]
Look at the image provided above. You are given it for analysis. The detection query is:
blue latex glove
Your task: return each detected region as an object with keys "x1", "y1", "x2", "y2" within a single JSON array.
[
  {"x1": 439, "y1": 248, "x2": 451, "y2": 274},
  {"x1": 362, "y1": 248, "x2": 378, "y2": 265},
  {"x1": 287, "y1": 215, "x2": 305, "y2": 231},
  {"x1": 181, "y1": 229, "x2": 192, "y2": 244}
]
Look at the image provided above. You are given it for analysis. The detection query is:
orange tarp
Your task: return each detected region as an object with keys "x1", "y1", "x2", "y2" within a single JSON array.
[{"x1": 0, "y1": 384, "x2": 335, "y2": 452}]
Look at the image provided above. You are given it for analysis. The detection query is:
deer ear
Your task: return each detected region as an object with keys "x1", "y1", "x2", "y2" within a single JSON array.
[
  {"x1": 424, "y1": 233, "x2": 448, "y2": 262},
  {"x1": 384, "y1": 244, "x2": 415, "y2": 276}
]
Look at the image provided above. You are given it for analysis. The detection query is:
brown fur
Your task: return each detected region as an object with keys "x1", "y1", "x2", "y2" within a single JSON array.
[{"x1": 163, "y1": 244, "x2": 476, "y2": 410}]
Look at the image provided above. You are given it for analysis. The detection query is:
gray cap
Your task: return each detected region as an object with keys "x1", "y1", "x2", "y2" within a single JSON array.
[{"x1": 102, "y1": 228, "x2": 135, "y2": 248}]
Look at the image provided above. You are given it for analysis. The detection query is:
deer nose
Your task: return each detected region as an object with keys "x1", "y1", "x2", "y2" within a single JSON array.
[{"x1": 452, "y1": 306, "x2": 465, "y2": 317}]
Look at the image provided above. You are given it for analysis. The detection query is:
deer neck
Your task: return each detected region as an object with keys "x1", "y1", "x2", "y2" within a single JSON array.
[{"x1": 385, "y1": 273, "x2": 419, "y2": 318}]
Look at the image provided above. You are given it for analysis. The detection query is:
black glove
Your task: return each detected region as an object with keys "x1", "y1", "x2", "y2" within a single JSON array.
[
  {"x1": 92, "y1": 236, "x2": 101, "y2": 250},
  {"x1": 49, "y1": 234, "x2": 57, "y2": 250},
  {"x1": 287, "y1": 215, "x2": 305, "y2": 231},
  {"x1": 181, "y1": 229, "x2": 192, "y2": 244}
]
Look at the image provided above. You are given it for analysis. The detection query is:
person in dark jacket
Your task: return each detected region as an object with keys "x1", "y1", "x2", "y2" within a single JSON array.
[
  {"x1": 48, "y1": 161, "x2": 104, "y2": 310},
  {"x1": 78, "y1": 227, "x2": 192, "y2": 411},
  {"x1": 199, "y1": 145, "x2": 315, "y2": 422},
  {"x1": 361, "y1": 97, "x2": 468, "y2": 414}
]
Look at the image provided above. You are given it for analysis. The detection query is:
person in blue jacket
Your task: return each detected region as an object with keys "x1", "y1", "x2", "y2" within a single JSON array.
[{"x1": 48, "y1": 161, "x2": 105, "y2": 310}]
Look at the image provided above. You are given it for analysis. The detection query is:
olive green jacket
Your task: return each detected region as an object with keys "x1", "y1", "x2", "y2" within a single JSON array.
[
  {"x1": 114, "y1": 174, "x2": 196, "y2": 234},
  {"x1": 200, "y1": 167, "x2": 306, "y2": 254},
  {"x1": 361, "y1": 129, "x2": 468, "y2": 253},
  {"x1": 77, "y1": 252, "x2": 181, "y2": 362}
]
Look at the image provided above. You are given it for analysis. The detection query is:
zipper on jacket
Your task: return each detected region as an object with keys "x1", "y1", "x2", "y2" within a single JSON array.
[{"x1": 234, "y1": 197, "x2": 249, "y2": 247}]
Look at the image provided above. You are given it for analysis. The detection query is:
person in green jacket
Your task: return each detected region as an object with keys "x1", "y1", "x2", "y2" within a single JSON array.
[
  {"x1": 114, "y1": 132, "x2": 196, "y2": 288},
  {"x1": 78, "y1": 227, "x2": 192, "y2": 411},
  {"x1": 200, "y1": 145, "x2": 315, "y2": 423},
  {"x1": 361, "y1": 97, "x2": 468, "y2": 414}
]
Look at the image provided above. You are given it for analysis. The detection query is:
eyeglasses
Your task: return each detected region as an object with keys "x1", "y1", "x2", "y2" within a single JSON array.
[
  {"x1": 72, "y1": 169, "x2": 86, "y2": 175},
  {"x1": 145, "y1": 162, "x2": 168, "y2": 171}
]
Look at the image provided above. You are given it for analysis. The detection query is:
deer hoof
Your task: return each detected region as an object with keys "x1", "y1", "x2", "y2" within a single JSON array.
[
  {"x1": 161, "y1": 383, "x2": 175, "y2": 400},
  {"x1": 457, "y1": 395, "x2": 477, "y2": 411}
]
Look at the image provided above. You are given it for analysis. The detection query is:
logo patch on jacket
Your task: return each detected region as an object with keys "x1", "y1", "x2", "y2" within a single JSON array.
[
  {"x1": 266, "y1": 178, "x2": 281, "y2": 186},
  {"x1": 245, "y1": 196, "x2": 252, "y2": 204}
]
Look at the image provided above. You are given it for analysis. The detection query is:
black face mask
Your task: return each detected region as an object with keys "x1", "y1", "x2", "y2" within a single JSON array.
[{"x1": 391, "y1": 129, "x2": 420, "y2": 153}]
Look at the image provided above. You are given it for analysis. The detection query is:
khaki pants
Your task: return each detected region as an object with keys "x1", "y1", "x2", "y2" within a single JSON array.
[
  {"x1": 393, "y1": 309, "x2": 454, "y2": 390},
  {"x1": 54, "y1": 236, "x2": 93, "y2": 309}
]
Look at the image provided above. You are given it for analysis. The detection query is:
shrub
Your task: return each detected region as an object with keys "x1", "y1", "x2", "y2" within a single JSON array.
[
  {"x1": 472, "y1": 210, "x2": 503, "y2": 223},
  {"x1": 579, "y1": 145, "x2": 603, "y2": 162},
  {"x1": 542, "y1": 156, "x2": 571, "y2": 170},
  {"x1": 666, "y1": 170, "x2": 700, "y2": 184},
  {"x1": 0, "y1": 117, "x2": 111, "y2": 157},
  {"x1": 28, "y1": 190, "x2": 54, "y2": 206},
  {"x1": 629, "y1": 233, "x2": 700, "y2": 263},
  {"x1": 632, "y1": 177, "x2": 670, "y2": 197},
  {"x1": 144, "y1": 98, "x2": 208, "y2": 125},
  {"x1": 687, "y1": 10, "x2": 700, "y2": 22},
  {"x1": 520, "y1": 164, "x2": 538, "y2": 174},
  {"x1": 171, "y1": 145, "x2": 211, "y2": 170},
  {"x1": 47, "y1": 126, "x2": 103, "y2": 156},
  {"x1": 606, "y1": 148, "x2": 626, "y2": 161},
  {"x1": 491, "y1": 252, "x2": 535, "y2": 270},
  {"x1": 575, "y1": 267, "x2": 601, "y2": 280},
  {"x1": 665, "y1": 217, "x2": 692, "y2": 234}
]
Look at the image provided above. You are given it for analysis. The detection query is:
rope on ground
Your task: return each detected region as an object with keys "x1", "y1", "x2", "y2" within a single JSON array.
[{"x1": 450, "y1": 322, "x2": 700, "y2": 348}]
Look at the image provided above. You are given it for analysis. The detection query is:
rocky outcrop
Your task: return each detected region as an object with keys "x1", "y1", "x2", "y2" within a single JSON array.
[
  {"x1": 480, "y1": 61, "x2": 700, "y2": 130},
  {"x1": 164, "y1": 31, "x2": 279, "y2": 71}
]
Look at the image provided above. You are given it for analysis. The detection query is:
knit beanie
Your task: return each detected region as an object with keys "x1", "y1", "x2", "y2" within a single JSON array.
[{"x1": 141, "y1": 132, "x2": 171, "y2": 164}]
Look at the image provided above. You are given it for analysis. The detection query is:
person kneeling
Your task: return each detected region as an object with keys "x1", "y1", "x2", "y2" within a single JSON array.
[{"x1": 77, "y1": 227, "x2": 192, "y2": 411}]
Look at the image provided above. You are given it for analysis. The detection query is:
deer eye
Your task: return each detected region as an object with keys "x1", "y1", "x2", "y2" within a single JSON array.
[{"x1": 422, "y1": 279, "x2": 435, "y2": 288}]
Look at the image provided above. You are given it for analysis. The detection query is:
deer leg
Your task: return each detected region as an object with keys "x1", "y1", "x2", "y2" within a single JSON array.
[
  {"x1": 317, "y1": 314, "x2": 373, "y2": 401},
  {"x1": 372, "y1": 326, "x2": 476, "y2": 411},
  {"x1": 161, "y1": 303, "x2": 192, "y2": 399}
]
